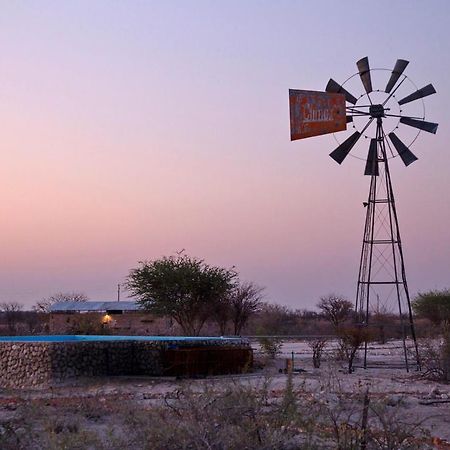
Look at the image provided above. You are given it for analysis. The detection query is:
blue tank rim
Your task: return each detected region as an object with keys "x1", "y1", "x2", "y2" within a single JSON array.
[{"x1": 0, "y1": 335, "x2": 245, "y2": 343}]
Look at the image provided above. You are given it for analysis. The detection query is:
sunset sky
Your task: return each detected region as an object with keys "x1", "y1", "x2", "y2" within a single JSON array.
[{"x1": 1, "y1": 1, "x2": 449, "y2": 310}]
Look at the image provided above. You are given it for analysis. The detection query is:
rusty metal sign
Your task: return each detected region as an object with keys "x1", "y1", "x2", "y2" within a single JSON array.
[{"x1": 289, "y1": 90, "x2": 346, "y2": 140}]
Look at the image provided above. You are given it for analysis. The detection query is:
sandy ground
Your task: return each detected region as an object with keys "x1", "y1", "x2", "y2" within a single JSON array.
[{"x1": 0, "y1": 339, "x2": 449, "y2": 447}]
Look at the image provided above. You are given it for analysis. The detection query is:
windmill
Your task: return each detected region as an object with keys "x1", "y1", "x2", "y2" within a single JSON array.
[{"x1": 289, "y1": 57, "x2": 438, "y2": 370}]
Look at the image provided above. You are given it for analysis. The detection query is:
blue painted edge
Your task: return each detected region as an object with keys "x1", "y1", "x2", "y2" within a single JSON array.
[{"x1": 0, "y1": 335, "x2": 245, "y2": 343}]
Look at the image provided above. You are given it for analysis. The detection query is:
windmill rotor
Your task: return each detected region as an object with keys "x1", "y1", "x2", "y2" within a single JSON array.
[{"x1": 327, "y1": 56, "x2": 438, "y2": 170}]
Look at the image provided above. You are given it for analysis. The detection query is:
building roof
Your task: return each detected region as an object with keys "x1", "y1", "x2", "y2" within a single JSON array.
[{"x1": 49, "y1": 301, "x2": 142, "y2": 312}]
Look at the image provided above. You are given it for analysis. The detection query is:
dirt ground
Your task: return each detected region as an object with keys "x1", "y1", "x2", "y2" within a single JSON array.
[
  {"x1": 0, "y1": 339, "x2": 449, "y2": 449},
  {"x1": 276, "y1": 339, "x2": 450, "y2": 443}
]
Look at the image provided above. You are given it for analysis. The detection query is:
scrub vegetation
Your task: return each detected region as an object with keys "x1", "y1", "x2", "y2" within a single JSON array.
[{"x1": 0, "y1": 374, "x2": 435, "y2": 450}]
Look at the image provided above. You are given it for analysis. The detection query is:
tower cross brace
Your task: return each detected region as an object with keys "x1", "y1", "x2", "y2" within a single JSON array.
[{"x1": 355, "y1": 117, "x2": 420, "y2": 371}]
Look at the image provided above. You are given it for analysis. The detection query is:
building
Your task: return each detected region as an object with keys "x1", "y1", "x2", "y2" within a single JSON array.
[{"x1": 49, "y1": 301, "x2": 176, "y2": 335}]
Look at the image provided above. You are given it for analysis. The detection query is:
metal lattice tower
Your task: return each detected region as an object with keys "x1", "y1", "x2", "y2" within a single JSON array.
[{"x1": 355, "y1": 118, "x2": 419, "y2": 370}]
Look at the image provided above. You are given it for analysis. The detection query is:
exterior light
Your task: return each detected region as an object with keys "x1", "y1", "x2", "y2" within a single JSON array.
[{"x1": 102, "y1": 314, "x2": 112, "y2": 324}]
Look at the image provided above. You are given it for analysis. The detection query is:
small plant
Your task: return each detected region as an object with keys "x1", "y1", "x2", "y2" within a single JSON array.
[{"x1": 278, "y1": 371, "x2": 297, "y2": 424}]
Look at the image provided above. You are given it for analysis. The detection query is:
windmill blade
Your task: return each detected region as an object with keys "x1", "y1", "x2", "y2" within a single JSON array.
[
  {"x1": 346, "y1": 116, "x2": 353, "y2": 123},
  {"x1": 364, "y1": 139, "x2": 379, "y2": 176},
  {"x1": 356, "y1": 57, "x2": 373, "y2": 94},
  {"x1": 388, "y1": 132, "x2": 418, "y2": 166},
  {"x1": 398, "y1": 84, "x2": 436, "y2": 105},
  {"x1": 329, "y1": 131, "x2": 361, "y2": 164},
  {"x1": 385, "y1": 59, "x2": 409, "y2": 93},
  {"x1": 400, "y1": 117, "x2": 438, "y2": 134},
  {"x1": 326, "y1": 79, "x2": 357, "y2": 105}
]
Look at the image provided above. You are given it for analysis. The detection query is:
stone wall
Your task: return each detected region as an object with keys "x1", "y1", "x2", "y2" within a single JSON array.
[
  {"x1": 0, "y1": 343, "x2": 53, "y2": 388},
  {"x1": 0, "y1": 338, "x2": 252, "y2": 388}
]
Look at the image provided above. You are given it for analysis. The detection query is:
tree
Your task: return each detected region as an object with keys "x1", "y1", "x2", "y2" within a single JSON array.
[
  {"x1": 212, "y1": 295, "x2": 232, "y2": 336},
  {"x1": 317, "y1": 295, "x2": 354, "y2": 330},
  {"x1": 34, "y1": 292, "x2": 88, "y2": 313},
  {"x1": 126, "y1": 254, "x2": 237, "y2": 336},
  {"x1": 0, "y1": 301, "x2": 24, "y2": 334},
  {"x1": 229, "y1": 282, "x2": 263, "y2": 335},
  {"x1": 412, "y1": 289, "x2": 450, "y2": 328},
  {"x1": 212, "y1": 282, "x2": 263, "y2": 335}
]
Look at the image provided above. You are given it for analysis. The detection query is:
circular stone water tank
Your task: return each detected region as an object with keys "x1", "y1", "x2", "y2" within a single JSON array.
[{"x1": 0, "y1": 335, "x2": 252, "y2": 388}]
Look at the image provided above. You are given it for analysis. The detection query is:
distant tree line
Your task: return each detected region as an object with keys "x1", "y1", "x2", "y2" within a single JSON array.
[
  {"x1": 1, "y1": 252, "x2": 450, "y2": 339},
  {"x1": 0, "y1": 292, "x2": 87, "y2": 335}
]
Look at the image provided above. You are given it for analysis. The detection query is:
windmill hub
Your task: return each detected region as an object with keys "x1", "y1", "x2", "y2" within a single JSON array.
[{"x1": 369, "y1": 104, "x2": 385, "y2": 118}]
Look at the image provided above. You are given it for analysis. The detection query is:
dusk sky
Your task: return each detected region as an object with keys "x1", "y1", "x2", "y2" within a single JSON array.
[{"x1": 1, "y1": 1, "x2": 449, "y2": 310}]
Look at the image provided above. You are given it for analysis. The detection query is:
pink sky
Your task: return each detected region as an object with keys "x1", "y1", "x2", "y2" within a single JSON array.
[{"x1": 0, "y1": 1, "x2": 449, "y2": 309}]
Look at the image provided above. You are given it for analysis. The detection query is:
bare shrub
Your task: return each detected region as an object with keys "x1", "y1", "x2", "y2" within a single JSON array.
[
  {"x1": 121, "y1": 378, "x2": 311, "y2": 450},
  {"x1": 308, "y1": 337, "x2": 328, "y2": 368},
  {"x1": 416, "y1": 338, "x2": 445, "y2": 381},
  {"x1": 40, "y1": 422, "x2": 103, "y2": 450},
  {"x1": 310, "y1": 374, "x2": 434, "y2": 450},
  {"x1": 416, "y1": 334, "x2": 450, "y2": 382},
  {"x1": 368, "y1": 397, "x2": 431, "y2": 449},
  {"x1": 442, "y1": 332, "x2": 450, "y2": 382},
  {"x1": 338, "y1": 326, "x2": 375, "y2": 373},
  {"x1": 315, "y1": 394, "x2": 363, "y2": 448},
  {"x1": 0, "y1": 376, "x2": 435, "y2": 450}
]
